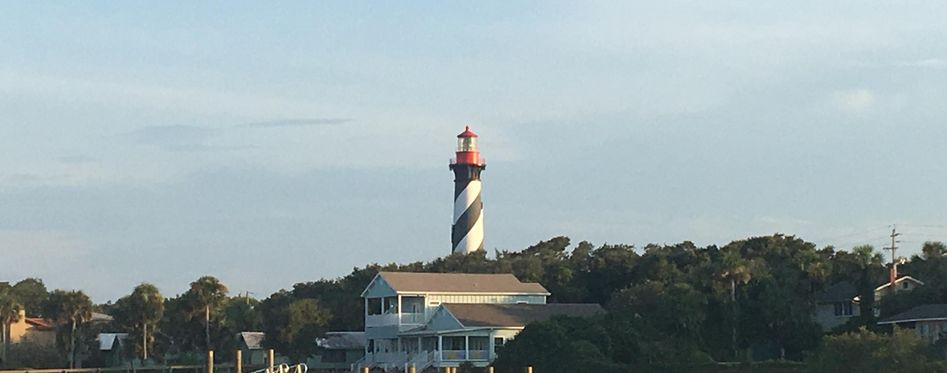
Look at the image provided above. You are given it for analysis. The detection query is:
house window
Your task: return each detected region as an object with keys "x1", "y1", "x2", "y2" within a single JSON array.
[
  {"x1": 834, "y1": 302, "x2": 853, "y2": 316},
  {"x1": 902, "y1": 282, "x2": 910, "y2": 290},
  {"x1": 494, "y1": 337, "x2": 505, "y2": 354}
]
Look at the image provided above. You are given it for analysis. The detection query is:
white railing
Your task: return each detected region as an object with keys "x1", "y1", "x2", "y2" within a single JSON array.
[
  {"x1": 366, "y1": 312, "x2": 425, "y2": 327},
  {"x1": 366, "y1": 313, "x2": 399, "y2": 327},
  {"x1": 441, "y1": 350, "x2": 467, "y2": 361},
  {"x1": 468, "y1": 350, "x2": 490, "y2": 360},
  {"x1": 400, "y1": 312, "x2": 425, "y2": 324},
  {"x1": 409, "y1": 351, "x2": 436, "y2": 372},
  {"x1": 439, "y1": 349, "x2": 490, "y2": 361}
]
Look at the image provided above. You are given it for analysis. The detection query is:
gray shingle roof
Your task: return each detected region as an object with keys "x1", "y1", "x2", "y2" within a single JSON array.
[
  {"x1": 816, "y1": 281, "x2": 858, "y2": 303},
  {"x1": 317, "y1": 332, "x2": 366, "y2": 350},
  {"x1": 239, "y1": 332, "x2": 265, "y2": 349},
  {"x1": 878, "y1": 304, "x2": 947, "y2": 324},
  {"x1": 378, "y1": 272, "x2": 549, "y2": 294},
  {"x1": 443, "y1": 303, "x2": 604, "y2": 328}
]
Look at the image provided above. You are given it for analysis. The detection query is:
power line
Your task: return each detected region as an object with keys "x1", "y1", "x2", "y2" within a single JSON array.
[{"x1": 810, "y1": 225, "x2": 891, "y2": 243}]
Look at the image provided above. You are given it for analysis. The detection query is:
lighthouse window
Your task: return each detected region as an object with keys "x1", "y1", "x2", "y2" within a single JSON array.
[{"x1": 458, "y1": 137, "x2": 477, "y2": 151}]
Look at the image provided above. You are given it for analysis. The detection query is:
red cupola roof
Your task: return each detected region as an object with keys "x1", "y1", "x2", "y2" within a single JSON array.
[{"x1": 457, "y1": 125, "x2": 478, "y2": 138}]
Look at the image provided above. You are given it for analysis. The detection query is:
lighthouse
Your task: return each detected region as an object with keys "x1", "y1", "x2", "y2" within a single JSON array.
[{"x1": 450, "y1": 126, "x2": 486, "y2": 254}]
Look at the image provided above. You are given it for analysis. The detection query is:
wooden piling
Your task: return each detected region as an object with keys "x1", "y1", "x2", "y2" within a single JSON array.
[
  {"x1": 235, "y1": 350, "x2": 243, "y2": 373},
  {"x1": 487, "y1": 367, "x2": 494, "y2": 373},
  {"x1": 268, "y1": 349, "x2": 275, "y2": 373},
  {"x1": 526, "y1": 366, "x2": 533, "y2": 373},
  {"x1": 408, "y1": 365, "x2": 416, "y2": 373},
  {"x1": 206, "y1": 350, "x2": 214, "y2": 373}
]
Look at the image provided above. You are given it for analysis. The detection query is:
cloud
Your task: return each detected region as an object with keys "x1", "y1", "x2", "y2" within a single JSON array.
[
  {"x1": 58, "y1": 155, "x2": 98, "y2": 164},
  {"x1": 242, "y1": 118, "x2": 351, "y2": 128},
  {"x1": 905, "y1": 58, "x2": 947, "y2": 68},
  {"x1": 125, "y1": 125, "x2": 254, "y2": 152},
  {"x1": 0, "y1": 230, "x2": 89, "y2": 281},
  {"x1": 832, "y1": 89, "x2": 876, "y2": 114}
]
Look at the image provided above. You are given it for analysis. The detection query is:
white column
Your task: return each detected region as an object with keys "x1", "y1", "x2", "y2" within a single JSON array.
[
  {"x1": 488, "y1": 332, "x2": 495, "y2": 360},
  {"x1": 398, "y1": 295, "x2": 403, "y2": 326},
  {"x1": 418, "y1": 337, "x2": 422, "y2": 353},
  {"x1": 464, "y1": 335, "x2": 469, "y2": 361},
  {"x1": 437, "y1": 335, "x2": 443, "y2": 362}
]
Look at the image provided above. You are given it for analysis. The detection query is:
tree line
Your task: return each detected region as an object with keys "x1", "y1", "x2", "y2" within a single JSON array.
[{"x1": 3, "y1": 234, "x2": 947, "y2": 370}]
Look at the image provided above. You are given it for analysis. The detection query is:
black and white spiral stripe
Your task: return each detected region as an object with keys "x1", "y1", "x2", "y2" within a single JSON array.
[{"x1": 452, "y1": 175, "x2": 484, "y2": 254}]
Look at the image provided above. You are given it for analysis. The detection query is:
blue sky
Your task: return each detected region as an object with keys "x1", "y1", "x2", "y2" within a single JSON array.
[{"x1": 3, "y1": 2, "x2": 947, "y2": 302}]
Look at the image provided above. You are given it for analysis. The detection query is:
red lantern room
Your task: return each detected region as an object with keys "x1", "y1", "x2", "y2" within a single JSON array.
[{"x1": 454, "y1": 125, "x2": 483, "y2": 166}]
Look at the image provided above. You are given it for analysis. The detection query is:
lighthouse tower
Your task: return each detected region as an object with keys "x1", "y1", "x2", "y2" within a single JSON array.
[{"x1": 450, "y1": 126, "x2": 486, "y2": 255}]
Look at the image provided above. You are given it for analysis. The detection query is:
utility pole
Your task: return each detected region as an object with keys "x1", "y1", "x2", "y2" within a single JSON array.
[{"x1": 884, "y1": 225, "x2": 901, "y2": 288}]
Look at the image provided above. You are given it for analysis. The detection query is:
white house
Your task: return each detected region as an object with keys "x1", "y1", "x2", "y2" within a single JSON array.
[
  {"x1": 814, "y1": 275, "x2": 925, "y2": 332},
  {"x1": 356, "y1": 271, "x2": 602, "y2": 371},
  {"x1": 814, "y1": 281, "x2": 861, "y2": 331},
  {"x1": 878, "y1": 304, "x2": 947, "y2": 344}
]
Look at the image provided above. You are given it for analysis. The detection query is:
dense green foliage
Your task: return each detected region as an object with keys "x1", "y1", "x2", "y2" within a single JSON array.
[
  {"x1": 808, "y1": 328, "x2": 947, "y2": 373},
  {"x1": 5, "y1": 234, "x2": 947, "y2": 369}
]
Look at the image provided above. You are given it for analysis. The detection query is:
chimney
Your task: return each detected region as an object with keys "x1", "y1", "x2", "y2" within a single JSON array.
[{"x1": 889, "y1": 263, "x2": 898, "y2": 289}]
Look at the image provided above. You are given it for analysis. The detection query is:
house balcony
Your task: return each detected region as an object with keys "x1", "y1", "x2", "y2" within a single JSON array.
[
  {"x1": 366, "y1": 312, "x2": 425, "y2": 328},
  {"x1": 440, "y1": 350, "x2": 490, "y2": 361}
]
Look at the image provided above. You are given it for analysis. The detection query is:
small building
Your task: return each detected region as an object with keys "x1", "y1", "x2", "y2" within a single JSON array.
[
  {"x1": 309, "y1": 332, "x2": 366, "y2": 372},
  {"x1": 97, "y1": 333, "x2": 129, "y2": 367},
  {"x1": 357, "y1": 271, "x2": 603, "y2": 371},
  {"x1": 814, "y1": 281, "x2": 860, "y2": 331},
  {"x1": 878, "y1": 304, "x2": 947, "y2": 344},
  {"x1": 7, "y1": 310, "x2": 56, "y2": 346},
  {"x1": 238, "y1": 332, "x2": 268, "y2": 366}
]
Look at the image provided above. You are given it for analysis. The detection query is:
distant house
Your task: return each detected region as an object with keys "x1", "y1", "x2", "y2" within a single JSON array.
[
  {"x1": 878, "y1": 304, "x2": 947, "y2": 343},
  {"x1": 237, "y1": 332, "x2": 268, "y2": 366},
  {"x1": 7, "y1": 310, "x2": 56, "y2": 346},
  {"x1": 357, "y1": 271, "x2": 603, "y2": 371},
  {"x1": 871, "y1": 276, "x2": 924, "y2": 304},
  {"x1": 814, "y1": 274, "x2": 925, "y2": 332},
  {"x1": 814, "y1": 281, "x2": 861, "y2": 331},
  {"x1": 97, "y1": 333, "x2": 129, "y2": 367},
  {"x1": 309, "y1": 332, "x2": 366, "y2": 371}
]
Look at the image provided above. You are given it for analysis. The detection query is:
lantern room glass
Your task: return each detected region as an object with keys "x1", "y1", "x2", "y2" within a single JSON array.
[{"x1": 458, "y1": 137, "x2": 477, "y2": 151}]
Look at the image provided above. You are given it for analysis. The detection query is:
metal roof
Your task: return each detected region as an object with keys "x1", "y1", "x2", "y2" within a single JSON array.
[
  {"x1": 371, "y1": 272, "x2": 549, "y2": 295},
  {"x1": 443, "y1": 303, "x2": 604, "y2": 328},
  {"x1": 316, "y1": 332, "x2": 366, "y2": 350},
  {"x1": 878, "y1": 304, "x2": 947, "y2": 324}
]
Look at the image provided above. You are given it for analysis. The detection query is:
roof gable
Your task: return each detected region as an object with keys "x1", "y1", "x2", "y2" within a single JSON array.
[
  {"x1": 442, "y1": 303, "x2": 604, "y2": 328},
  {"x1": 874, "y1": 276, "x2": 924, "y2": 292},
  {"x1": 98, "y1": 333, "x2": 128, "y2": 351},
  {"x1": 239, "y1": 331, "x2": 265, "y2": 349},
  {"x1": 879, "y1": 304, "x2": 947, "y2": 324},
  {"x1": 366, "y1": 272, "x2": 549, "y2": 296}
]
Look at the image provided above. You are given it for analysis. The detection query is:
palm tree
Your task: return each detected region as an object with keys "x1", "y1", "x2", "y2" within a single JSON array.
[
  {"x1": 43, "y1": 290, "x2": 93, "y2": 368},
  {"x1": 717, "y1": 249, "x2": 754, "y2": 359},
  {"x1": 186, "y1": 276, "x2": 228, "y2": 350},
  {"x1": 115, "y1": 283, "x2": 164, "y2": 360},
  {"x1": 0, "y1": 293, "x2": 23, "y2": 365}
]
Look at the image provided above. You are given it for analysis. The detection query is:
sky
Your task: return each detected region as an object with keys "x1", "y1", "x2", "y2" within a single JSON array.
[{"x1": 3, "y1": 1, "x2": 947, "y2": 303}]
